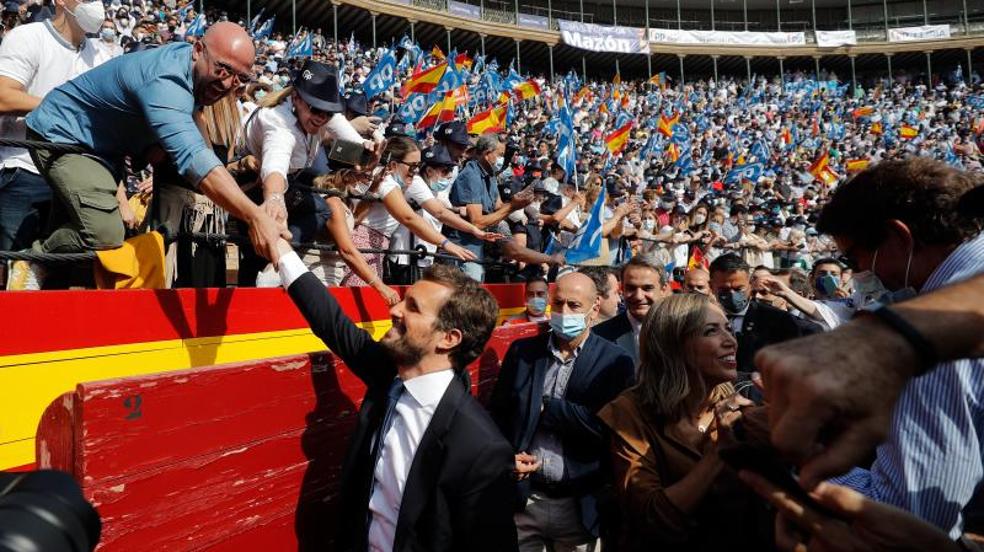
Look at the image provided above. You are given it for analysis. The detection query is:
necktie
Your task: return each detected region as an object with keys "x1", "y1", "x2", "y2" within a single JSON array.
[{"x1": 367, "y1": 378, "x2": 405, "y2": 505}]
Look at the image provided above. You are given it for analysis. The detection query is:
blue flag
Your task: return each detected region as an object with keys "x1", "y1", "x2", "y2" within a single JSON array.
[
  {"x1": 750, "y1": 139, "x2": 771, "y2": 162},
  {"x1": 555, "y1": 105, "x2": 577, "y2": 183},
  {"x1": 398, "y1": 93, "x2": 429, "y2": 123},
  {"x1": 565, "y1": 187, "x2": 607, "y2": 264},
  {"x1": 363, "y1": 50, "x2": 397, "y2": 99},
  {"x1": 724, "y1": 163, "x2": 764, "y2": 185},
  {"x1": 186, "y1": 14, "x2": 207, "y2": 37},
  {"x1": 248, "y1": 8, "x2": 265, "y2": 34},
  {"x1": 287, "y1": 33, "x2": 313, "y2": 58},
  {"x1": 253, "y1": 17, "x2": 275, "y2": 39}
]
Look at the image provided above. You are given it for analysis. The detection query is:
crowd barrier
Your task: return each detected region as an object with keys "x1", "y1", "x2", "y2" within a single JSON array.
[{"x1": 33, "y1": 322, "x2": 544, "y2": 550}]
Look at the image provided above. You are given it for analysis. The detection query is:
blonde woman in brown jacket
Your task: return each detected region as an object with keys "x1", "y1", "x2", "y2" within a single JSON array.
[{"x1": 598, "y1": 293, "x2": 774, "y2": 551}]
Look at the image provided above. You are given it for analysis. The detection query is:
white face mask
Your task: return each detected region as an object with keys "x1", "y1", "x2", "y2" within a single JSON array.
[
  {"x1": 69, "y1": 0, "x2": 107, "y2": 34},
  {"x1": 694, "y1": 213, "x2": 707, "y2": 225},
  {"x1": 851, "y1": 246, "x2": 917, "y2": 310}
]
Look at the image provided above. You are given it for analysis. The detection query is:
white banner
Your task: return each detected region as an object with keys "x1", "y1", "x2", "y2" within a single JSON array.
[
  {"x1": 888, "y1": 24, "x2": 951, "y2": 42},
  {"x1": 448, "y1": 0, "x2": 481, "y2": 19},
  {"x1": 647, "y1": 28, "x2": 806, "y2": 46},
  {"x1": 815, "y1": 29, "x2": 857, "y2": 47},
  {"x1": 517, "y1": 13, "x2": 549, "y2": 30},
  {"x1": 559, "y1": 20, "x2": 648, "y2": 54}
]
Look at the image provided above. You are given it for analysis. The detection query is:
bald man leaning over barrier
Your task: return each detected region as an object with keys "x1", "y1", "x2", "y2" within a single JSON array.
[{"x1": 22, "y1": 22, "x2": 288, "y2": 286}]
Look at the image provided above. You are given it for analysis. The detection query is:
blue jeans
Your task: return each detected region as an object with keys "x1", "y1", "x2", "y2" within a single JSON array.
[
  {"x1": 458, "y1": 241, "x2": 485, "y2": 282},
  {"x1": 0, "y1": 168, "x2": 52, "y2": 251}
]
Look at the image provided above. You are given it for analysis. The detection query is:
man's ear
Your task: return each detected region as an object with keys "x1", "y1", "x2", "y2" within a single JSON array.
[
  {"x1": 437, "y1": 328, "x2": 463, "y2": 354},
  {"x1": 884, "y1": 219, "x2": 914, "y2": 250}
]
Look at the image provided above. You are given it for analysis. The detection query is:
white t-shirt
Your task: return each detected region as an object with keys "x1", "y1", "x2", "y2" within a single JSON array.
[
  {"x1": 390, "y1": 174, "x2": 447, "y2": 266},
  {"x1": 0, "y1": 21, "x2": 117, "y2": 173},
  {"x1": 357, "y1": 173, "x2": 402, "y2": 237}
]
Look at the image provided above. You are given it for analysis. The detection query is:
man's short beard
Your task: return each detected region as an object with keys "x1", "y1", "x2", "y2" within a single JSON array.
[{"x1": 381, "y1": 334, "x2": 427, "y2": 367}]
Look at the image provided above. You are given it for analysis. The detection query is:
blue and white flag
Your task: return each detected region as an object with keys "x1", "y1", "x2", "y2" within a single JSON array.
[
  {"x1": 565, "y1": 186, "x2": 606, "y2": 264},
  {"x1": 185, "y1": 14, "x2": 207, "y2": 37},
  {"x1": 749, "y1": 139, "x2": 771, "y2": 162},
  {"x1": 253, "y1": 17, "x2": 275, "y2": 39},
  {"x1": 248, "y1": 8, "x2": 265, "y2": 34},
  {"x1": 398, "y1": 92, "x2": 429, "y2": 123},
  {"x1": 287, "y1": 32, "x2": 313, "y2": 58},
  {"x1": 555, "y1": 106, "x2": 577, "y2": 183},
  {"x1": 434, "y1": 58, "x2": 461, "y2": 96},
  {"x1": 363, "y1": 50, "x2": 397, "y2": 99},
  {"x1": 724, "y1": 163, "x2": 764, "y2": 185}
]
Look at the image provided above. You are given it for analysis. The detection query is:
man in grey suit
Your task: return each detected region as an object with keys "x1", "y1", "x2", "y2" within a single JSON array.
[{"x1": 593, "y1": 258, "x2": 670, "y2": 367}]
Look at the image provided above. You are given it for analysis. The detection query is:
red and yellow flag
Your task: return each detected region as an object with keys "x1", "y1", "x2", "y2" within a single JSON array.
[
  {"x1": 657, "y1": 113, "x2": 679, "y2": 138},
  {"x1": 574, "y1": 86, "x2": 591, "y2": 103},
  {"x1": 401, "y1": 62, "x2": 447, "y2": 98},
  {"x1": 845, "y1": 158, "x2": 870, "y2": 173},
  {"x1": 851, "y1": 106, "x2": 875, "y2": 119},
  {"x1": 605, "y1": 122, "x2": 633, "y2": 155},
  {"x1": 781, "y1": 127, "x2": 792, "y2": 145},
  {"x1": 899, "y1": 125, "x2": 919, "y2": 139},
  {"x1": 454, "y1": 52, "x2": 472, "y2": 71},
  {"x1": 666, "y1": 142, "x2": 680, "y2": 163},
  {"x1": 513, "y1": 79, "x2": 541, "y2": 101},
  {"x1": 417, "y1": 92, "x2": 455, "y2": 130},
  {"x1": 809, "y1": 151, "x2": 839, "y2": 186},
  {"x1": 870, "y1": 122, "x2": 883, "y2": 135},
  {"x1": 431, "y1": 45, "x2": 446, "y2": 60},
  {"x1": 687, "y1": 246, "x2": 709, "y2": 270},
  {"x1": 467, "y1": 105, "x2": 506, "y2": 135}
]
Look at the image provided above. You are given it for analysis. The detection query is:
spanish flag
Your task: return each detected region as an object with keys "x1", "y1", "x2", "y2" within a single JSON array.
[
  {"x1": 417, "y1": 92, "x2": 455, "y2": 130},
  {"x1": 467, "y1": 105, "x2": 506, "y2": 135},
  {"x1": 666, "y1": 142, "x2": 680, "y2": 163},
  {"x1": 846, "y1": 158, "x2": 870, "y2": 173},
  {"x1": 513, "y1": 79, "x2": 541, "y2": 101},
  {"x1": 657, "y1": 113, "x2": 679, "y2": 138},
  {"x1": 613, "y1": 87, "x2": 622, "y2": 101},
  {"x1": 852, "y1": 106, "x2": 875, "y2": 119},
  {"x1": 431, "y1": 45, "x2": 446, "y2": 60},
  {"x1": 613, "y1": 72, "x2": 621, "y2": 88},
  {"x1": 648, "y1": 71, "x2": 667, "y2": 89},
  {"x1": 781, "y1": 127, "x2": 792, "y2": 145},
  {"x1": 599, "y1": 103, "x2": 609, "y2": 115},
  {"x1": 899, "y1": 125, "x2": 919, "y2": 139},
  {"x1": 809, "y1": 151, "x2": 839, "y2": 186},
  {"x1": 620, "y1": 94, "x2": 630, "y2": 109},
  {"x1": 870, "y1": 122, "x2": 883, "y2": 135},
  {"x1": 687, "y1": 246, "x2": 709, "y2": 270},
  {"x1": 401, "y1": 62, "x2": 447, "y2": 98},
  {"x1": 575, "y1": 86, "x2": 591, "y2": 103},
  {"x1": 450, "y1": 84, "x2": 469, "y2": 107},
  {"x1": 605, "y1": 122, "x2": 633, "y2": 155},
  {"x1": 454, "y1": 52, "x2": 472, "y2": 71}
]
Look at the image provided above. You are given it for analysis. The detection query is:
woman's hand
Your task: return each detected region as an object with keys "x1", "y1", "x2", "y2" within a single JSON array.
[
  {"x1": 261, "y1": 194, "x2": 288, "y2": 224},
  {"x1": 473, "y1": 229, "x2": 505, "y2": 242},
  {"x1": 708, "y1": 395, "x2": 754, "y2": 450},
  {"x1": 374, "y1": 282, "x2": 401, "y2": 306},
  {"x1": 118, "y1": 195, "x2": 138, "y2": 230}
]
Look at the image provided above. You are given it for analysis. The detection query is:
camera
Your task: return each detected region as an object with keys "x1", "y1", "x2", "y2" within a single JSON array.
[{"x1": 0, "y1": 470, "x2": 101, "y2": 552}]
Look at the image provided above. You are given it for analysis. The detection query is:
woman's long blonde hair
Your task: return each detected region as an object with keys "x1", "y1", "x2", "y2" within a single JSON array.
[
  {"x1": 196, "y1": 94, "x2": 243, "y2": 163},
  {"x1": 635, "y1": 293, "x2": 735, "y2": 422}
]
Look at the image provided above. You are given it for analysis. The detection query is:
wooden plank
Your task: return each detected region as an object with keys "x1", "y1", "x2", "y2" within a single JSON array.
[{"x1": 35, "y1": 391, "x2": 78, "y2": 477}]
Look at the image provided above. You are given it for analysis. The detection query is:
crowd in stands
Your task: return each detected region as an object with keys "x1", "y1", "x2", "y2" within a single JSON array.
[{"x1": 2, "y1": 1, "x2": 984, "y2": 551}]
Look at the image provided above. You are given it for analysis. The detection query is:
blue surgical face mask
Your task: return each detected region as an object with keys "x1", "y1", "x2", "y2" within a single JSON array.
[
  {"x1": 550, "y1": 312, "x2": 587, "y2": 341},
  {"x1": 717, "y1": 289, "x2": 749, "y2": 315},
  {"x1": 527, "y1": 297, "x2": 547, "y2": 316},
  {"x1": 430, "y1": 176, "x2": 453, "y2": 193},
  {"x1": 493, "y1": 156, "x2": 504, "y2": 172},
  {"x1": 815, "y1": 274, "x2": 840, "y2": 297},
  {"x1": 392, "y1": 171, "x2": 406, "y2": 189}
]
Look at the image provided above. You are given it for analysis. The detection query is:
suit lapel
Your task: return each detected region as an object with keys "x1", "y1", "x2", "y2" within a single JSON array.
[
  {"x1": 520, "y1": 338, "x2": 551, "y2": 451},
  {"x1": 568, "y1": 333, "x2": 602, "y2": 395},
  {"x1": 392, "y1": 377, "x2": 467, "y2": 551}
]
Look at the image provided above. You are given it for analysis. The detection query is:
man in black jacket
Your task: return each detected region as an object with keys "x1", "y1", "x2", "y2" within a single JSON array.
[
  {"x1": 592, "y1": 258, "x2": 671, "y2": 367},
  {"x1": 271, "y1": 239, "x2": 517, "y2": 552},
  {"x1": 490, "y1": 271, "x2": 635, "y2": 550}
]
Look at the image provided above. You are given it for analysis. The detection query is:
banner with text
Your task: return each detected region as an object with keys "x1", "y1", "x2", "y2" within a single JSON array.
[
  {"x1": 815, "y1": 29, "x2": 857, "y2": 47},
  {"x1": 448, "y1": 1, "x2": 481, "y2": 19},
  {"x1": 647, "y1": 28, "x2": 806, "y2": 46},
  {"x1": 559, "y1": 20, "x2": 648, "y2": 54},
  {"x1": 888, "y1": 24, "x2": 951, "y2": 42},
  {"x1": 517, "y1": 13, "x2": 549, "y2": 30}
]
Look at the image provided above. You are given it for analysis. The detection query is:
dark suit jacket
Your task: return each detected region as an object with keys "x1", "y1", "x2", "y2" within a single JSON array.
[
  {"x1": 736, "y1": 301, "x2": 823, "y2": 373},
  {"x1": 592, "y1": 312, "x2": 638, "y2": 365},
  {"x1": 288, "y1": 272, "x2": 518, "y2": 552},
  {"x1": 488, "y1": 331, "x2": 636, "y2": 536}
]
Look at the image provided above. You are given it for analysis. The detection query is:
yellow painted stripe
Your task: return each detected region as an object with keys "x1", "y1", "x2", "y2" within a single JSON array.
[{"x1": 0, "y1": 439, "x2": 35, "y2": 471}]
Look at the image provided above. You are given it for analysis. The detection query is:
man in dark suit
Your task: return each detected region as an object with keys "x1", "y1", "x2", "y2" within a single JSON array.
[
  {"x1": 271, "y1": 239, "x2": 517, "y2": 552},
  {"x1": 490, "y1": 272, "x2": 636, "y2": 551},
  {"x1": 592, "y1": 258, "x2": 671, "y2": 367},
  {"x1": 709, "y1": 254, "x2": 822, "y2": 374}
]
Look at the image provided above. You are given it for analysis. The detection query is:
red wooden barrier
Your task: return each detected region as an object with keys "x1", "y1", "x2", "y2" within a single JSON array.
[{"x1": 36, "y1": 322, "x2": 545, "y2": 551}]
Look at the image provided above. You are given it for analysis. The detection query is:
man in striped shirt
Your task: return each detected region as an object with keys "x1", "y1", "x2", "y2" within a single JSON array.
[{"x1": 813, "y1": 157, "x2": 984, "y2": 539}]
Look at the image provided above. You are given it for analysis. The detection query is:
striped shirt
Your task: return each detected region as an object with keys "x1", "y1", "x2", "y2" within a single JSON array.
[{"x1": 833, "y1": 231, "x2": 984, "y2": 539}]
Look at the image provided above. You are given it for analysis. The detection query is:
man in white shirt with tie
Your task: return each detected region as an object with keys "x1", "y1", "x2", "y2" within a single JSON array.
[{"x1": 273, "y1": 238, "x2": 517, "y2": 552}]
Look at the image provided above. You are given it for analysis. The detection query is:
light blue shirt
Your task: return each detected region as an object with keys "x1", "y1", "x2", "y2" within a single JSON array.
[
  {"x1": 26, "y1": 42, "x2": 221, "y2": 187},
  {"x1": 834, "y1": 231, "x2": 984, "y2": 539}
]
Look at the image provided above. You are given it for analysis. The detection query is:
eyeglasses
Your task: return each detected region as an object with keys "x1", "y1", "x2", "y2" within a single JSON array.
[
  {"x1": 396, "y1": 160, "x2": 420, "y2": 173},
  {"x1": 201, "y1": 42, "x2": 251, "y2": 85}
]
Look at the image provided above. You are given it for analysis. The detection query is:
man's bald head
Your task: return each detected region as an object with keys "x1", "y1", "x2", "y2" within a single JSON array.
[
  {"x1": 684, "y1": 268, "x2": 710, "y2": 295},
  {"x1": 192, "y1": 22, "x2": 255, "y2": 105}
]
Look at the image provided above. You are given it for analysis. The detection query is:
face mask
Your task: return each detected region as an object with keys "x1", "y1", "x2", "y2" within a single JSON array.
[
  {"x1": 392, "y1": 172, "x2": 406, "y2": 189},
  {"x1": 717, "y1": 289, "x2": 749, "y2": 315},
  {"x1": 69, "y1": 0, "x2": 107, "y2": 34},
  {"x1": 526, "y1": 297, "x2": 547, "y2": 316},
  {"x1": 100, "y1": 28, "x2": 116, "y2": 41},
  {"x1": 550, "y1": 312, "x2": 587, "y2": 341},
  {"x1": 694, "y1": 214, "x2": 707, "y2": 225},
  {"x1": 493, "y1": 157, "x2": 504, "y2": 172},
  {"x1": 660, "y1": 201, "x2": 673, "y2": 210},
  {"x1": 430, "y1": 175, "x2": 453, "y2": 193},
  {"x1": 851, "y1": 247, "x2": 917, "y2": 309},
  {"x1": 815, "y1": 274, "x2": 840, "y2": 297}
]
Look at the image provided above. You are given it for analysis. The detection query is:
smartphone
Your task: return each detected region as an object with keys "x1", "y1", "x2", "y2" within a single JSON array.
[
  {"x1": 327, "y1": 139, "x2": 372, "y2": 167},
  {"x1": 719, "y1": 442, "x2": 846, "y2": 520}
]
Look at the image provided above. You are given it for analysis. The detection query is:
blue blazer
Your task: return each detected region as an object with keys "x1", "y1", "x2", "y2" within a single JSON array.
[{"x1": 489, "y1": 330, "x2": 636, "y2": 536}]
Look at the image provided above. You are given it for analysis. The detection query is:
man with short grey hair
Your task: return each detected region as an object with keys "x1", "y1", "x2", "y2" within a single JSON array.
[{"x1": 447, "y1": 133, "x2": 532, "y2": 281}]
